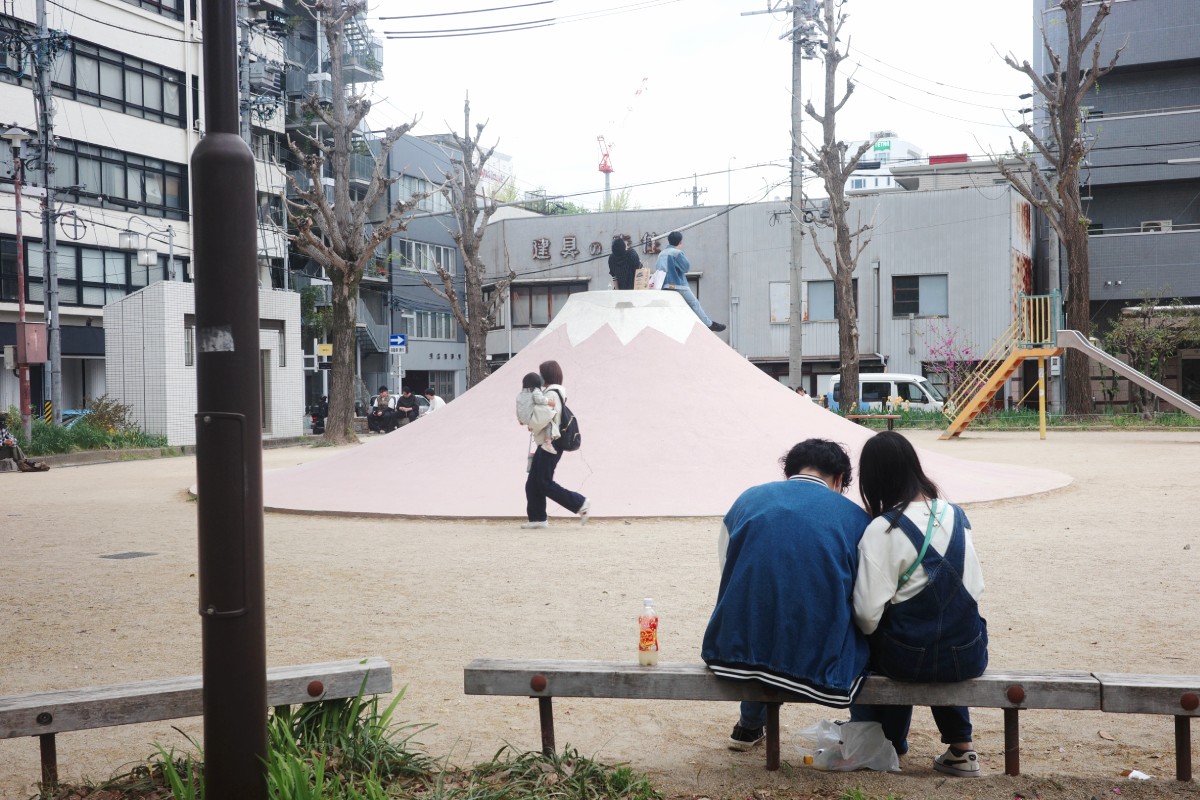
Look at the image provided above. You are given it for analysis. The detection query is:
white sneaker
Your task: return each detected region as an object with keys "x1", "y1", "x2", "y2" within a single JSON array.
[
  {"x1": 520, "y1": 520, "x2": 548, "y2": 529},
  {"x1": 933, "y1": 746, "x2": 981, "y2": 778},
  {"x1": 579, "y1": 499, "x2": 590, "y2": 525}
]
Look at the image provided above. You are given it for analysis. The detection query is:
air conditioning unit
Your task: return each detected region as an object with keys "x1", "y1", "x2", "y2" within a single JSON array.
[{"x1": 1140, "y1": 220, "x2": 1172, "y2": 233}]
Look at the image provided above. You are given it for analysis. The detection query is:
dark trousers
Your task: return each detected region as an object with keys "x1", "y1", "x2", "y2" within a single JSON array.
[
  {"x1": 525, "y1": 446, "x2": 585, "y2": 521},
  {"x1": 849, "y1": 702, "x2": 971, "y2": 754},
  {"x1": 368, "y1": 409, "x2": 396, "y2": 432}
]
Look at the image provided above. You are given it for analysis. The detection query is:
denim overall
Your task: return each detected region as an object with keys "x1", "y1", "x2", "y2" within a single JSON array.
[{"x1": 850, "y1": 502, "x2": 988, "y2": 754}]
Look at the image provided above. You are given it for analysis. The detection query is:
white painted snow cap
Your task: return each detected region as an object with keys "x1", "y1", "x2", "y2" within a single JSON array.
[{"x1": 262, "y1": 291, "x2": 1071, "y2": 518}]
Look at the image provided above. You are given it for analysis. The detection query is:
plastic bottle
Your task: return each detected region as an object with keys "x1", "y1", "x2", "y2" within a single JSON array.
[{"x1": 638, "y1": 598, "x2": 659, "y2": 666}]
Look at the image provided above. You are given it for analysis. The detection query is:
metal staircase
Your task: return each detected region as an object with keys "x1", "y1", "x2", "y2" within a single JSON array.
[{"x1": 940, "y1": 293, "x2": 1063, "y2": 439}]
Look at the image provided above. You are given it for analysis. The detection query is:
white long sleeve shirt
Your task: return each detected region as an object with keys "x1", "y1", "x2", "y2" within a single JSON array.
[{"x1": 852, "y1": 501, "x2": 985, "y2": 636}]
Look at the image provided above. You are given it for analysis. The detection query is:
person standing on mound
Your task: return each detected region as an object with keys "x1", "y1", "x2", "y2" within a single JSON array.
[
  {"x1": 608, "y1": 235, "x2": 641, "y2": 290},
  {"x1": 522, "y1": 359, "x2": 589, "y2": 529},
  {"x1": 849, "y1": 431, "x2": 988, "y2": 778},
  {"x1": 655, "y1": 230, "x2": 726, "y2": 332}
]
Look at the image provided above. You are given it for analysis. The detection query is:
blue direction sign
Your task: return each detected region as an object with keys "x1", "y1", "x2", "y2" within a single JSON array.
[{"x1": 389, "y1": 334, "x2": 406, "y2": 347}]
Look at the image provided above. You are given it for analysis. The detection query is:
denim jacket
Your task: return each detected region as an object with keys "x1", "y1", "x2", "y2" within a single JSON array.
[{"x1": 654, "y1": 246, "x2": 690, "y2": 287}]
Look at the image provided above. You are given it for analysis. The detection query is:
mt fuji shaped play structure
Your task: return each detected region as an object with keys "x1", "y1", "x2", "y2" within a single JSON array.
[{"x1": 263, "y1": 291, "x2": 1073, "y2": 518}]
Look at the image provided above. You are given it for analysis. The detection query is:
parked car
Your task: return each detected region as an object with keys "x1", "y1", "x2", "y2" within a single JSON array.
[
  {"x1": 827, "y1": 373, "x2": 945, "y2": 413},
  {"x1": 62, "y1": 409, "x2": 93, "y2": 428}
]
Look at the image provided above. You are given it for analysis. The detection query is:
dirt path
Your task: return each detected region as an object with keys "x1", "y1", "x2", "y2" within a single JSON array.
[{"x1": 2, "y1": 430, "x2": 1199, "y2": 799}]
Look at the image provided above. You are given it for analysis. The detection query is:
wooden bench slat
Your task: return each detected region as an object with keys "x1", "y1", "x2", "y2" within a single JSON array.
[
  {"x1": 464, "y1": 660, "x2": 1100, "y2": 709},
  {"x1": 0, "y1": 657, "x2": 391, "y2": 739},
  {"x1": 1095, "y1": 673, "x2": 1200, "y2": 715}
]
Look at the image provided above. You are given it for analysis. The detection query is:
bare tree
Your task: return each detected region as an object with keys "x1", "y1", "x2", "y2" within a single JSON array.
[
  {"x1": 800, "y1": 0, "x2": 875, "y2": 412},
  {"x1": 995, "y1": 0, "x2": 1121, "y2": 415},
  {"x1": 427, "y1": 98, "x2": 513, "y2": 387},
  {"x1": 286, "y1": 0, "x2": 419, "y2": 443}
]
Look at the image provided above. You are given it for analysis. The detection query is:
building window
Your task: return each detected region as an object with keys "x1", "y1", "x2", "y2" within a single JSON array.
[
  {"x1": 118, "y1": 0, "x2": 184, "y2": 20},
  {"x1": 850, "y1": 178, "x2": 866, "y2": 189},
  {"x1": 11, "y1": 238, "x2": 181, "y2": 308},
  {"x1": 184, "y1": 321, "x2": 195, "y2": 367},
  {"x1": 893, "y1": 274, "x2": 948, "y2": 317},
  {"x1": 807, "y1": 279, "x2": 858, "y2": 321},
  {"x1": 394, "y1": 239, "x2": 455, "y2": 275},
  {"x1": 257, "y1": 192, "x2": 284, "y2": 227},
  {"x1": 414, "y1": 310, "x2": 455, "y2": 340},
  {"x1": 400, "y1": 175, "x2": 451, "y2": 214},
  {"x1": 7, "y1": 139, "x2": 189, "y2": 221},
  {"x1": 509, "y1": 282, "x2": 587, "y2": 328}
]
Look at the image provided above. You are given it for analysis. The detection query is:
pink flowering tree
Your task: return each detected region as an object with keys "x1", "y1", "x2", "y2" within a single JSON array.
[{"x1": 923, "y1": 322, "x2": 979, "y2": 400}]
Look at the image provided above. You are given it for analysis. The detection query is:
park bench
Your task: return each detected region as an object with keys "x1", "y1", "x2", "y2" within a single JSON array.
[
  {"x1": 464, "y1": 659, "x2": 1200, "y2": 780},
  {"x1": 0, "y1": 656, "x2": 392, "y2": 786},
  {"x1": 845, "y1": 413, "x2": 901, "y2": 431}
]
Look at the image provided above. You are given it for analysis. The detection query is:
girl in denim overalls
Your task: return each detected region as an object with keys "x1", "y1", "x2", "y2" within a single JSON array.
[{"x1": 850, "y1": 431, "x2": 988, "y2": 778}]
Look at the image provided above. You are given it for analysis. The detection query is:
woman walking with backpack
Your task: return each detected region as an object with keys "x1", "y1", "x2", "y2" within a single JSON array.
[
  {"x1": 849, "y1": 431, "x2": 988, "y2": 777},
  {"x1": 522, "y1": 360, "x2": 589, "y2": 529}
]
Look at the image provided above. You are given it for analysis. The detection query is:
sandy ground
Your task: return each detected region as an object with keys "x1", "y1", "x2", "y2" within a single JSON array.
[{"x1": 2, "y1": 430, "x2": 1199, "y2": 800}]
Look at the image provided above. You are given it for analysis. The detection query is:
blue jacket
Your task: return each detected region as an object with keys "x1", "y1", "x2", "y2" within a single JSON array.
[
  {"x1": 654, "y1": 246, "x2": 690, "y2": 287},
  {"x1": 702, "y1": 477, "x2": 871, "y2": 706}
]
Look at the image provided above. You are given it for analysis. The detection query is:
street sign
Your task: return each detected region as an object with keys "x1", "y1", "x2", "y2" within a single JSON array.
[
  {"x1": 389, "y1": 345, "x2": 403, "y2": 355},
  {"x1": 317, "y1": 343, "x2": 333, "y2": 356},
  {"x1": 318, "y1": 362, "x2": 332, "y2": 370},
  {"x1": 389, "y1": 333, "x2": 407, "y2": 354}
]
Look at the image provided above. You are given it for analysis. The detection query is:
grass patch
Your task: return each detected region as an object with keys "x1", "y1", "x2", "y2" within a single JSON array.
[
  {"x1": 6, "y1": 400, "x2": 168, "y2": 456},
  {"x1": 37, "y1": 691, "x2": 661, "y2": 800},
  {"x1": 836, "y1": 406, "x2": 1200, "y2": 431}
]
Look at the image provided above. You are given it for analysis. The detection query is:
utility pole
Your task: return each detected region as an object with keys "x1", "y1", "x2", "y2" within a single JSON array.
[
  {"x1": 678, "y1": 174, "x2": 707, "y2": 207},
  {"x1": 238, "y1": 0, "x2": 252, "y2": 145},
  {"x1": 743, "y1": 1, "x2": 818, "y2": 390},
  {"x1": 34, "y1": 0, "x2": 62, "y2": 423}
]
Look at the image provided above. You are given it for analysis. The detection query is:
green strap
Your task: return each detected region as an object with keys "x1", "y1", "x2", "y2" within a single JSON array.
[{"x1": 897, "y1": 499, "x2": 940, "y2": 591}]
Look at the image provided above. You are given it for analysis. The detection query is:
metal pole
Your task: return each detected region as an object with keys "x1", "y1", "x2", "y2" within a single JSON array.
[
  {"x1": 193, "y1": 0, "x2": 266, "y2": 796},
  {"x1": 167, "y1": 226, "x2": 175, "y2": 280},
  {"x1": 36, "y1": 0, "x2": 61, "y2": 425},
  {"x1": 13, "y1": 147, "x2": 32, "y2": 443},
  {"x1": 238, "y1": 0, "x2": 251, "y2": 146},
  {"x1": 787, "y1": 1, "x2": 807, "y2": 391}
]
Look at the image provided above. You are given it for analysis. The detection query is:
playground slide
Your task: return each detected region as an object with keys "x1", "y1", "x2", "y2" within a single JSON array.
[{"x1": 1056, "y1": 329, "x2": 1200, "y2": 422}]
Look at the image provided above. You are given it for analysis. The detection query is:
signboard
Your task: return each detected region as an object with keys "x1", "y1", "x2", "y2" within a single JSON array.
[
  {"x1": 318, "y1": 362, "x2": 333, "y2": 370},
  {"x1": 390, "y1": 333, "x2": 407, "y2": 354},
  {"x1": 317, "y1": 343, "x2": 333, "y2": 356},
  {"x1": 873, "y1": 140, "x2": 891, "y2": 151}
]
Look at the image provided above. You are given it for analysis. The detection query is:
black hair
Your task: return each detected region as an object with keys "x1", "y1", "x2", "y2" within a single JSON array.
[
  {"x1": 667, "y1": 230, "x2": 683, "y2": 247},
  {"x1": 778, "y1": 439, "x2": 853, "y2": 492},
  {"x1": 539, "y1": 360, "x2": 564, "y2": 386},
  {"x1": 377, "y1": 385, "x2": 389, "y2": 393},
  {"x1": 857, "y1": 431, "x2": 941, "y2": 520},
  {"x1": 611, "y1": 236, "x2": 626, "y2": 254},
  {"x1": 401, "y1": 385, "x2": 412, "y2": 394},
  {"x1": 522, "y1": 372, "x2": 543, "y2": 390},
  {"x1": 423, "y1": 388, "x2": 435, "y2": 396}
]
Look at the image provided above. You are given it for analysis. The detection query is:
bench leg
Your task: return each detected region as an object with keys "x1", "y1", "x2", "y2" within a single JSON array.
[
  {"x1": 887, "y1": 418, "x2": 894, "y2": 431},
  {"x1": 765, "y1": 703, "x2": 781, "y2": 771},
  {"x1": 537, "y1": 696, "x2": 555, "y2": 756},
  {"x1": 39, "y1": 732, "x2": 58, "y2": 787},
  {"x1": 1003, "y1": 708, "x2": 1020, "y2": 776},
  {"x1": 1175, "y1": 715, "x2": 1192, "y2": 781}
]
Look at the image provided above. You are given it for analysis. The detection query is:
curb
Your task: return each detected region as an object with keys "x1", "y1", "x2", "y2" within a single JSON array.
[{"x1": 35, "y1": 436, "x2": 316, "y2": 469}]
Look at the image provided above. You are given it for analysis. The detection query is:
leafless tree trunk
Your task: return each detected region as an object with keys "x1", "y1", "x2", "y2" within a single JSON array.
[
  {"x1": 995, "y1": 0, "x2": 1122, "y2": 415},
  {"x1": 800, "y1": 0, "x2": 874, "y2": 412},
  {"x1": 427, "y1": 97, "x2": 513, "y2": 387},
  {"x1": 285, "y1": 0, "x2": 419, "y2": 443}
]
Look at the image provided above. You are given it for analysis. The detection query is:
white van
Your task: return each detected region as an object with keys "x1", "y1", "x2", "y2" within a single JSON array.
[{"x1": 827, "y1": 373, "x2": 945, "y2": 413}]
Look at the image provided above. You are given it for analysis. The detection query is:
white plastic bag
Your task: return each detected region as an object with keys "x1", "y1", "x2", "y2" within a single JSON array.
[
  {"x1": 647, "y1": 268, "x2": 667, "y2": 290},
  {"x1": 796, "y1": 720, "x2": 900, "y2": 772}
]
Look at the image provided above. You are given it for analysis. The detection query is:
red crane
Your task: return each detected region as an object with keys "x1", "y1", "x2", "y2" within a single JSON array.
[{"x1": 597, "y1": 135, "x2": 614, "y2": 174}]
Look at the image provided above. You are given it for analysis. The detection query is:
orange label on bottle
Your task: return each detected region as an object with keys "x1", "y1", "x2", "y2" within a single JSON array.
[{"x1": 639, "y1": 621, "x2": 658, "y2": 652}]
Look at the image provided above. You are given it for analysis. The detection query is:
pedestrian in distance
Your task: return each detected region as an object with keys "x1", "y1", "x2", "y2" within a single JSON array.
[
  {"x1": 608, "y1": 235, "x2": 641, "y2": 290},
  {"x1": 655, "y1": 230, "x2": 726, "y2": 332},
  {"x1": 522, "y1": 360, "x2": 589, "y2": 529},
  {"x1": 395, "y1": 385, "x2": 420, "y2": 427},
  {"x1": 702, "y1": 439, "x2": 870, "y2": 751},
  {"x1": 423, "y1": 387, "x2": 446, "y2": 413},
  {"x1": 849, "y1": 430, "x2": 988, "y2": 778},
  {"x1": 367, "y1": 386, "x2": 397, "y2": 433}
]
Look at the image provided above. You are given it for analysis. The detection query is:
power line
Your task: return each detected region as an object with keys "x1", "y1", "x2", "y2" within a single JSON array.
[
  {"x1": 379, "y1": 2, "x2": 554, "y2": 21},
  {"x1": 383, "y1": 0, "x2": 682, "y2": 38},
  {"x1": 854, "y1": 47, "x2": 1021, "y2": 99}
]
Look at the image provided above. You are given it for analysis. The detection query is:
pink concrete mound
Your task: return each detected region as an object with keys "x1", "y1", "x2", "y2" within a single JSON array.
[{"x1": 263, "y1": 291, "x2": 1071, "y2": 517}]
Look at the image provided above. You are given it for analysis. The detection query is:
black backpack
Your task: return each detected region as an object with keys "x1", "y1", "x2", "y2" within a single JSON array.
[{"x1": 549, "y1": 389, "x2": 581, "y2": 452}]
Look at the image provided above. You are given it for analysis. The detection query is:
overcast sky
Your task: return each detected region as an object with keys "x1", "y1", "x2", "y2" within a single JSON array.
[{"x1": 368, "y1": 0, "x2": 1036, "y2": 210}]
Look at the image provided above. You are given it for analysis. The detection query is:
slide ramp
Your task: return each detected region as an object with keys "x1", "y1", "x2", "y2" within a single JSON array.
[{"x1": 1057, "y1": 329, "x2": 1200, "y2": 422}]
